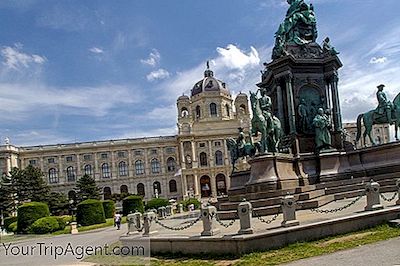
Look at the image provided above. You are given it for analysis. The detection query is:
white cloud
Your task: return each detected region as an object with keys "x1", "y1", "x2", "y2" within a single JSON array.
[
  {"x1": 140, "y1": 49, "x2": 160, "y2": 67},
  {"x1": 215, "y1": 44, "x2": 260, "y2": 69},
  {"x1": 369, "y1": 57, "x2": 387, "y2": 64},
  {"x1": 146, "y1": 68, "x2": 170, "y2": 81},
  {"x1": 1, "y1": 44, "x2": 46, "y2": 70},
  {"x1": 89, "y1": 47, "x2": 104, "y2": 54}
]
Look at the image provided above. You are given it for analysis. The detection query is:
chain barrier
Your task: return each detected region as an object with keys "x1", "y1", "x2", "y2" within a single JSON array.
[
  {"x1": 215, "y1": 213, "x2": 237, "y2": 228},
  {"x1": 253, "y1": 208, "x2": 280, "y2": 224},
  {"x1": 153, "y1": 214, "x2": 202, "y2": 231},
  {"x1": 309, "y1": 194, "x2": 364, "y2": 214},
  {"x1": 380, "y1": 192, "x2": 398, "y2": 202}
]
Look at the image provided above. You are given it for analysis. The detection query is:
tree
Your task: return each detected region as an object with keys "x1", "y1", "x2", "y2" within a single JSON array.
[
  {"x1": 75, "y1": 174, "x2": 101, "y2": 202},
  {"x1": 0, "y1": 174, "x2": 16, "y2": 216},
  {"x1": 47, "y1": 192, "x2": 69, "y2": 215}
]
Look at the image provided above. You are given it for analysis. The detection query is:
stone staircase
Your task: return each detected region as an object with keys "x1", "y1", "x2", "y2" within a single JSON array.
[{"x1": 217, "y1": 174, "x2": 400, "y2": 220}]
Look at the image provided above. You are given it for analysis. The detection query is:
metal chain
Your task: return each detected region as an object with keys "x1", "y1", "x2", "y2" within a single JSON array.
[
  {"x1": 154, "y1": 215, "x2": 202, "y2": 231},
  {"x1": 253, "y1": 209, "x2": 280, "y2": 224},
  {"x1": 380, "y1": 192, "x2": 398, "y2": 202},
  {"x1": 310, "y1": 194, "x2": 364, "y2": 214},
  {"x1": 215, "y1": 213, "x2": 237, "y2": 228}
]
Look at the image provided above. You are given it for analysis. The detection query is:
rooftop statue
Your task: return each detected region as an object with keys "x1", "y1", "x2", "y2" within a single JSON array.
[
  {"x1": 272, "y1": 0, "x2": 318, "y2": 59},
  {"x1": 356, "y1": 84, "x2": 400, "y2": 146},
  {"x1": 322, "y1": 37, "x2": 339, "y2": 55}
]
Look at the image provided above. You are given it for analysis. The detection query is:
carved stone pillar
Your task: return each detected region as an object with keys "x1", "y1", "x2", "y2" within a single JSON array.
[
  {"x1": 331, "y1": 73, "x2": 342, "y2": 132},
  {"x1": 285, "y1": 75, "x2": 296, "y2": 134},
  {"x1": 276, "y1": 84, "x2": 285, "y2": 125}
]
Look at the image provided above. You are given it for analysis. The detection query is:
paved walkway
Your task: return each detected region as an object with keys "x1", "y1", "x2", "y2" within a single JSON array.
[
  {"x1": 0, "y1": 226, "x2": 126, "y2": 266},
  {"x1": 283, "y1": 236, "x2": 400, "y2": 266}
]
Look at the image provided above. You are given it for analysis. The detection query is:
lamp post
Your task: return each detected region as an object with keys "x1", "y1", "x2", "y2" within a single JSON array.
[{"x1": 69, "y1": 199, "x2": 78, "y2": 234}]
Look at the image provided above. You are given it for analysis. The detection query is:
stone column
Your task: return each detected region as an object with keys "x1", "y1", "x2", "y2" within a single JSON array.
[
  {"x1": 193, "y1": 174, "x2": 199, "y2": 196},
  {"x1": 180, "y1": 142, "x2": 186, "y2": 170},
  {"x1": 211, "y1": 175, "x2": 217, "y2": 197},
  {"x1": 208, "y1": 140, "x2": 213, "y2": 167},
  {"x1": 281, "y1": 194, "x2": 299, "y2": 227},
  {"x1": 128, "y1": 149, "x2": 133, "y2": 177},
  {"x1": 191, "y1": 141, "x2": 197, "y2": 168},
  {"x1": 201, "y1": 205, "x2": 220, "y2": 236},
  {"x1": 285, "y1": 75, "x2": 296, "y2": 134},
  {"x1": 223, "y1": 139, "x2": 229, "y2": 166},
  {"x1": 331, "y1": 73, "x2": 342, "y2": 132},
  {"x1": 276, "y1": 84, "x2": 285, "y2": 126},
  {"x1": 111, "y1": 150, "x2": 116, "y2": 179},
  {"x1": 76, "y1": 154, "x2": 81, "y2": 178},
  {"x1": 58, "y1": 155, "x2": 64, "y2": 184},
  {"x1": 238, "y1": 200, "x2": 253, "y2": 234},
  {"x1": 365, "y1": 179, "x2": 383, "y2": 211},
  {"x1": 94, "y1": 153, "x2": 99, "y2": 180}
]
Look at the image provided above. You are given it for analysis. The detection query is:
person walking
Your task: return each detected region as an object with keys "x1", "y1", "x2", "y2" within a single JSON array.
[{"x1": 114, "y1": 212, "x2": 122, "y2": 230}]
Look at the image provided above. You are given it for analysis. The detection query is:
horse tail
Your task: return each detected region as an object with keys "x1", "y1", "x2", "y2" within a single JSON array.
[{"x1": 356, "y1": 113, "x2": 363, "y2": 142}]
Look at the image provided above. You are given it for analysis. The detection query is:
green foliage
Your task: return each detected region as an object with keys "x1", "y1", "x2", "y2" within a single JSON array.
[
  {"x1": 180, "y1": 198, "x2": 201, "y2": 210},
  {"x1": 122, "y1": 195, "x2": 144, "y2": 215},
  {"x1": 8, "y1": 221, "x2": 17, "y2": 233},
  {"x1": 54, "y1": 216, "x2": 67, "y2": 230},
  {"x1": 76, "y1": 199, "x2": 106, "y2": 226},
  {"x1": 4, "y1": 216, "x2": 18, "y2": 232},
  {"x1": 102, "y1": 200, "x2": 115, "y2": 218},
  {"x1": 111, "y1": 193, "x2": 130, "y2": 202},
  {"x1": 29, "y1": 216, "x2": 60, "y2": 234},
  {"x1": 145, "y1": 198, "x2": 169, "y2": 210},
  {"x1": 17, "y1": 202, "x2": 50, "y2": 234},
  {"x1": 0, "y1": 174, "x2": 15, "y2": 215},
  {"x1": 47, "y1": 192, "x2": 69, "y2": 215},
  {"x1": 75, "y1": 174, "x2": 101, "y2": 202}
]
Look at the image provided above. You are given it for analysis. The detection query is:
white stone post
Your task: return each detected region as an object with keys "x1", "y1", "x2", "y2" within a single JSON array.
[
  {"x1": 127, "y1": 212, "x2": 142, "y2": 235},
  {"x1": 237, "y1": 200, "x2": 253, "y2": 234},
  {"x1": 166, "y1": 205, "x2": 172, "y2": 216},
  {"x1": 365, "y1": 179, "x2": 383, "y2": 211},
  {"x1": 142, "y1": 211, "x2": 157, "y2": 236},
  {"x1": 201, "y1": 205, "x2": 220, "y2": 236},
  {"x1": 396, "y1": 179, "x2": 400, "y2": 206},
  {"x1": 157, "y1": 207, "x2": 166, "y2": 219},
  {"x1": 70, "y1": 222, "x2": 78, "y2": 234},
  {"x1": 178, "y1": 203, "x2": 184, "y2": 213},
  {"x1": 281, "y1": 194, "x2": 299, "y2": 227}
]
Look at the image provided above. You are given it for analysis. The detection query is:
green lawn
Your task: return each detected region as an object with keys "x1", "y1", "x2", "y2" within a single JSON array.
[{"x1": 85, "y1": 223, "x2": 400, "y2": 266}]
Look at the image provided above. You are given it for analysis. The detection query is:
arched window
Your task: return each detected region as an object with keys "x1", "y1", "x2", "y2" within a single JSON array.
[
  {"x1": 169, "y1": 179, "x2": 177, "y2": 193},
  {"x1": 181, "y1": 107, "x2": 189, "y2": 117},
  {"x1": 215, "y1": 150, "x2": 223, "y2": 166},
  {"x1": 135, "y1": 160, "x2": 144, "y2": 175},
  {"x1": 84, "y1": 164, "x2": 92, "y2": 176},
  {"x1": 120, "y1": 185, "x2": 128, "y2": 194},
  {"x1": 66, "y1": 166, "x2": 75, "y2": 182},
  {"x1": 137, "y1": 183, "x2": 145, "y2": 196},
  {"x1": 151, "y1": 158, "x2": 160, "y2": 174},
  {"x1": 48, "y1": 168, "x2": 58, "y2": 184},
  {"x1": 166, "y1": 157, "x2": 176, "y2": 172},
  {"x1": 103, "y1": 187, "x2": 112, "y2": 200},
  {"x1": 153, "y1": 181, "x2": 161, "y2": 195},
  {"x1": 119, "y1": 161, "x2": 128, "y2": 176},
  {"x1": 210, "y1": 103, "x2": 217, "y2": 117},
  {"x1": 196, "y1": 105, "x2": 201, "y2": 119},
  {"x1": 225, "y1": 104, "x2": 230, "y2": 117},
  {"x1": 200, "y1": 152, "x2": 208, "y2": 167},
  {"x1": 101, "y1": 163, "x2": 110, "y2": 178}
]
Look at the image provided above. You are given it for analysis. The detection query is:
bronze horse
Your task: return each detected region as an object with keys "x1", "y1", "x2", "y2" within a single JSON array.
[{"x1": 356, "y1": 92, "x2": 400, "y2": 145}]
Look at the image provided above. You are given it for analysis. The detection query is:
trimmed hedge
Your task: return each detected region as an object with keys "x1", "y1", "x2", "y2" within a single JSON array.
[
  {"x1": 55, "y1": 217, "x2": 67, "y2": 230},
  {"x1": 4, "y1": 216, "x2": 18, "y2": 232},
  {"x1": 76, "y1": 199, "x2": 106, "y2": 226},
  {"x1": 145, "y1": 198, "x2": 169, "y2": 210},
  {"x1": 180, "y1": 198, "x2": 201, "y2": 211},
  {"x1": 29, "y1": 217, "x2": 59, "y2": 234},
  {"x1": 17, "y1": 202, "x2": 50, "y2": 233},
  {"x1": 102, "y1": 200, "x2": 115, "y2": 219},
  {"x1": 122, "y1": 195, "x2": 144, "y2": 215},
  {"x1": 9, "y1": 221, "x2": 18, "y2": 233}
]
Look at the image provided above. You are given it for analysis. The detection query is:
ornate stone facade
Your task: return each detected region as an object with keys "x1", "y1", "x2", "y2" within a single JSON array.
[{"x1": 0, "y1": 65, "x2": 250, "y2": 201}]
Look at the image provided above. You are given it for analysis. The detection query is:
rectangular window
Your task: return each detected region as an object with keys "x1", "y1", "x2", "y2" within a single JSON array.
[
  {"x1": 117, "y1": 151, "x2": 126, "y2": 158},
  {"x1": 165, "y1": 147, "x2": 175, "y2": 154},
  {"x1": 66, "y1": 156, "x2": 73, "y2": 162},
  {"x1": 199, "y1": 143, "x2": 206, "y2": 148},
  {"x1": 214, "y1": 141, "x2": 221, "y2": 147},
  {"x1": 83, "y1": 154, "x2": 92, "y2": 161},
  {"x1": 101, "y1": 153, "x2": 108, "y2": 159},
  {"x1": 134, "y1": 150, "x2": 142, "y2": 156},
  {"x1": 150, "y1": 149, "x2": 157, "y2": 154},
  {"x1": 48, "y1": 158, "x2": 55, "y2": 164},
  {"x1": 29, "y1": 159, "x2": 37, "y2": 165}
]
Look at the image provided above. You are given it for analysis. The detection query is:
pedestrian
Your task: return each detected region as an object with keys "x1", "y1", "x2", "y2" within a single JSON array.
[{"x1": 114, "y1": 212, "x2": 122, "y2": 230}]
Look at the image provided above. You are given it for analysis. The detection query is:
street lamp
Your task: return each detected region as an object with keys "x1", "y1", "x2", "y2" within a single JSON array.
[{"x1": 69, "y1": 199, "x2": 77, "y2": 222}]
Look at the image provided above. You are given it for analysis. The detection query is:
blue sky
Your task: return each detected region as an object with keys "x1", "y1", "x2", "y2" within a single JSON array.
[{"x1": 1, "y1": 0, "x2": 400, "y2": 146}]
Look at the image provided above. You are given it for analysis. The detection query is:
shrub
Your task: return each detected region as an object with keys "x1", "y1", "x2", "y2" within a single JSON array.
[
  {"x1": 122, "y1": 195, "x2": 144, "y2": 215},
  {"x1": 180, "y1": 198, "x2": 201, "y2": 211},
  {"x1": 4, "y1": 216, "x2": 18, "y2": 232},
  {"x1": 29, "y1": 217, "x2": 59, "y2": 234},
  {"x1": 54, "y1": 216, "x2": 67, "y2": 230},
  {"x1": 102, "y1": 200, "x2": 115, "y2": 219},
  {"x1": 59, "y1": 215, "x2": 73, "y2": 225},
  {"x1": 76, "y1": 199, "x2": 106, "y2": 226},
  {"x1": 9, "y1": 221, "x2": 18, "y2": 233},
  {"x1": 17, "y1": 202, "x2": 50, "y2": 234},
  {"x1": 145, "y1": 198, "x2": 169, "y2": 210}
]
